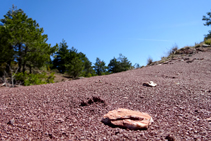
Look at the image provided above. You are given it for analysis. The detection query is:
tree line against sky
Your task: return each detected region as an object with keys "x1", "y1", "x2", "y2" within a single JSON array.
[
  {"x1": 0, "y1": 5, "x2": 211, "y2": 86},
  {"x1": 0, "y1": 5, "x2": 136, "y2": 85}
]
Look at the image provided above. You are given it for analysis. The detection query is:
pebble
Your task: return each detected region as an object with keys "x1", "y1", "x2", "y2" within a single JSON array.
[
  {"x1": 7, "y1": 119, "x2": 15, "y2": 125},
  {"x1": 206, "y1": 117, "x2": 211, "y2": 122}
]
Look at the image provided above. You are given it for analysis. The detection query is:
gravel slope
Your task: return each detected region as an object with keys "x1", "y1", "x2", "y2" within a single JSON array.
[{"x1": 0, "y1": 51, "x2": 211, "y2": 140}]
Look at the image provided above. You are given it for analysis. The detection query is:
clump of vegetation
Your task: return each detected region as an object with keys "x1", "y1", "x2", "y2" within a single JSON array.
[
  {"x1": 194, "y1": 44, "x2": 201, "y2": 48},
  {"x1": 168, "y1": 44, "x2": 178, "y2": 56},
  {"x1": 107, "y1": 54, "x2": 132, "y2": 73},
  {"x1": 147, "y1": 57, "x2": 153, "y2": 65},
  {"x1": 204, "y1": 38, "x2": 211, "y2": 45},
  {"x1": 53, "y1": 40, "x2": 95, "y2": 78},
  {"x1": 203, "y1": 11, "x2": 211, "y2": 39},
  {"x1": 15, "y1": 72, "x2": 55, "y2": 86}
]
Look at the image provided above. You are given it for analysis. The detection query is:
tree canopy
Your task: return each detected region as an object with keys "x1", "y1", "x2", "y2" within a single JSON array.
[
  {"x1": 108, "y1": 54, "x2": 132, "y2": 73},
  {"x1": 94, "y1": 57, "x2": 107, "y2": 75},
  {"x1": 53, "y1": 39, "x2": 69, "y2": 73},
  {"x1": 0, "y1": 5, "x2": 58, "y2": 74},
  {"x1": 203, "y1": 11, "x2": 211, "y2": 39},
  {"x1": 53, "y1": 40, "x2": 94, "y2": 78},
  {"x1": 0, "y1": 5, "x2": 137, "y2": 82}
]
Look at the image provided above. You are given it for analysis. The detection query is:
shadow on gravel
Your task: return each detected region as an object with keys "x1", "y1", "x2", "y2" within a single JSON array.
[
  {"x1": 101, "y1": 121, "x2": 148, "y2": 131},
  {"x1": 80, "y1": 96, "x2": 106, "y2": 106}
]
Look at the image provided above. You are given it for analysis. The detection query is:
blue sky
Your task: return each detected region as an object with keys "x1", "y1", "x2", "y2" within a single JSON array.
[{"x1": 1, "y1": 0, "x2": 211, "y2": 66}]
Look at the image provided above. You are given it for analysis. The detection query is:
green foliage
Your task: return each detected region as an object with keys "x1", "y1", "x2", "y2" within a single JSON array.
[
  {"x1": 64, "y1": 47, "x2": 84, "y2": 78},
  {"x1": 202, "y1": 11, "x2": 211, "y2": 26},
  {"x1": 53, "y1": 39, "x2": 69, "y2": 73},
  {"x1": 66, "y1": 57, "x2": 84, "y2": 78},
  {"x1": 167, "y1": 44, "x2": 178, "y2": 56},
  {"x1": 94, "y1": 57, "x2": 107, "y2": 75},
  {"x1": 204, "y1": 31, "x2": 211, "y2": 40},
  {"x1": 86, "y1": 73, "x2": 92, "y2": 77},
  {"x1": 203, "y1": 11, "x2": 211, "y2": 39},
  {"x1": 53, "y1": 40, "x2": 94, "y2": 78},
  {"x1": 0, "y1": 5, "x2": 58, "y2": 74},
  {"x1": 204, "y1": 38, "x2": 211, "y2": 45},
  {"x1": 46, "y1": 73, "x2": 55, "y2": 83},
  {"x1": 78, "y1": 52, "x2": 94, "y2": 77},
  {"x1": 15, "y1": 72, "x2": 55, "y2": 86},
  {"x1": 108, "y1": 54, "x2": 132, "y2": 73}
]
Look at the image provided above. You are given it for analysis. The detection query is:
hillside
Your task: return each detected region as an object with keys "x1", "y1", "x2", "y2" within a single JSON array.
[{"x1": 0, "y1": 46, "x2": 211, "y2": 140}]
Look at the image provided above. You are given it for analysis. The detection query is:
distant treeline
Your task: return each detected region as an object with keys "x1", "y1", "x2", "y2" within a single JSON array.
[{"x1": 0, "y1": 5, "x2": 140, "y2": 85}]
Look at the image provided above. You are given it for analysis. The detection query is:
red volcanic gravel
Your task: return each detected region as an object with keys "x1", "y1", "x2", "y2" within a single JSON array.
[{"x1": 0, "y1": 51, "x2": 211, "y2": 140}]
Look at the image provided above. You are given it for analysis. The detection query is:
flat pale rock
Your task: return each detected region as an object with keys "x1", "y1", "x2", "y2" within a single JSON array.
[
  {"x1": 202, "y1": 44, "x2": 210, "y2": 47},
  {"x1": 206, "y1": 117, "x2": 211, "y2": 122},
  {"x1": 143, "y1": 81, "x2": 157, "y2": 87},
  {"x1": 102, "y1": 108, "x2": 153, "y2": 129}
]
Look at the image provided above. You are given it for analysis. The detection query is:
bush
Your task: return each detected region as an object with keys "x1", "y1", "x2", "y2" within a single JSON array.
[
  {"x1": 15, "y1": 72, "x2": 55, "y2": 86},
  {"x1": 86, "y1": 73, "x2": 92, "y2": 77},
  {"x1": 195, "y1": 44, "x2": 200, "y2": 48},
  {"x1": 205, "y1": 38, "x2": 211, "y2": 45},
  {"x1": 168, "y1": 44, "x2": 178, "y2": 56},
  {"x1": 147, "y1": 57, "x2": 153, "y2": 65}
]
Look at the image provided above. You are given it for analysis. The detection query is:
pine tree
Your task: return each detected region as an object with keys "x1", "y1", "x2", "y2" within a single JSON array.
[
  {"x1": 0, "y1": 5, "x2": 58, "y2": 73},
  {"x1": 203, "y1": 11, "x2": 211, "y2": 39},
  {"x1": 78, "y1": 52, "x2": 93, "y2": 77},
  {"x1": 94, "y1": 57, "x2": 107, "y2": 75},
  {"x1": 65, "y1": 47, "x2": 84, "y2": 78},
  {"x1": 53, "y1": 39, "x2": 69, "y2": 73},
  {"x1": 108, "y1": 54, "x2": 132, "y2": 73}
]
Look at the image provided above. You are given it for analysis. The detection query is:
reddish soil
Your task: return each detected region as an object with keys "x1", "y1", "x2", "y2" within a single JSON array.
[{"x1": 0, "y1": 50, "x2": 211, "y2": 140}]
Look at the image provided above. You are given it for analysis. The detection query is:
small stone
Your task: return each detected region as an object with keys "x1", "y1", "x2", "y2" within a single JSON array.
[
  {"x1": 56, "y1": 118, "x2": 64, "y2": 123},
  {"x1": 143, "y1": 81, "x2": 157, "y2": 87},
  {"x1": 7, "y1": 118, "x2": 15, "y2": 125},
  {"x1": 206, "y1": 117, "x2": 211, "y2": 122}
]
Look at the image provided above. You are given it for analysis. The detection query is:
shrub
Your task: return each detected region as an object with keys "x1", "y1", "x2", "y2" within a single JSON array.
[
  {"x1": 195, "y1": 44, "x2": 200, "y2": 48},
  {"x1": 147, "y1": 57, "x2": 153, "y2": 65},
  {"x1": 168, "y1": 44, "x2": 178, "y2": 56},
  {"x1": 86, "y1": 73, "x2": 92, "y2": 77},
  {"x1": 205, "y1": 38, "x2": 211, "y2": 45},
  {"x1": 15, "y1": 72, "x2": 55, "y2": 86}
]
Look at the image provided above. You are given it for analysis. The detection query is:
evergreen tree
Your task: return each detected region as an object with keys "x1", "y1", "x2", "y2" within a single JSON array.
[
  {"x1": 65, "y1": 47, "x2": 84, "y2": 78},
  {"x1": 108, "y1": 54, "x2": 132, "y2": 73},
  {"x1": 203, "y1": 11, "x2": 211, "y2": 39},
  {"x1": 94, "y1": 57, "x2": 107, "y2": 75},
  {"x1": 118, "y1": 54, "x2": 132, "y2": 71},
  {"x1": 108, "y1": 57, "x2": 121, "y2": 73},
  {"x1": 53, "y1": 39, "x2": 69, "y2": 73},
  {"x1": 0, "y1": 5, "x2": 58, "y2": 73},
  {"x1": 78, "y1": 52, "x2": 94, "y2": 77},
  {"x1": 52, "y1": 40, "x2": 94, "y2": 77},
  {"x1": 0, "y1": 26, "x2": 14, "y2": 75}
]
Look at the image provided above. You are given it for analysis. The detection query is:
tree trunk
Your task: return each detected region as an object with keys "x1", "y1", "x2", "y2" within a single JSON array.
[
  {"x1": 18, "y1": 44, "x2": 22, "y2": 72},
  {"x1": 22, "y1": 61, "x2": 26, "y2": 73},
  {"x1": 18, "y1": 59, "x2": 22, "y2": 72},
  {"x1": 22, "y1": 46, "x2": 28, "y2": 73},
  {"x1": 6, "y1": 60, "x2": 11, "y2": 74},
  {"x1": 29, "y1": 65, "x2": 32, "y2": 74}
]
